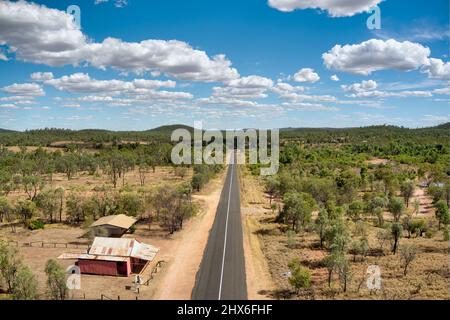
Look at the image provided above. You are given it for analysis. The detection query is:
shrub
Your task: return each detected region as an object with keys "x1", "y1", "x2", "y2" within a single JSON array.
[
  {"x1": 425, "y1": 228, "x2": 436, "y2": 239},
  {"x1": 11, "y1": 265, "x2": 38, "y2": 300},
  {"x1": 45, "y1": 259, "x2": 68, "y2": 300},
  {"x1": 28, "y1": 220, "x2": 45, "y2": 230},
  {"x1": 288, "y1": 258, "x2": 312, "y2": 294},
  {"x1": 286, "y1": 230, "x2": 296, "y2": 248},
  {"x1": 400, "y1": 244, "x2": 417, "y2": 276},
  {"x1": 406, "y1": 219, "x2": 427, "y2": 238},
  {"x1": 443, "y1": 228, "x2": 450, "y2": 241}
]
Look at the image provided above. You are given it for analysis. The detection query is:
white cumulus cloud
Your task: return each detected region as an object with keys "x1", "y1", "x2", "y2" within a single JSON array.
[
  {"x1": 227, "y1": 75, "x2": 274, "y2": 88},
  {"x1": 323, "y1": 39, "x2": 431, "y2": 75},
  {"x1": 422, "y1": 58, "x2": 450, "y2": 81},
  {"x1": 0, "y1": 52, "x2": 8, "y2": 61},
  {"x1": 30, "y1": 72, "x2": 54, "y2": 81},
  {"x1": 342, "y1": 80, "x2": 378, "y2": 93},
  {"x1": 293, "y1": 68, "x2": 320, "y2": 83},
  {"x1": 330, "y1": 74, "x2": 340, "y2": 81},
  {"x1": 2, "y1": 83, "x2": 45, "y2": 96},
  {"x1": 268, "y1": 0, "x2": 383, "y2": 17},
  {"x1": 0, "y1": 1, "x2": 239, "y2": 82}
]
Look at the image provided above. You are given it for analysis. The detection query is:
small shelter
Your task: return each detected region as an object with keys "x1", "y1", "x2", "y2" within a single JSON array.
[
  {"x1": 90, "y1": 214, "x2": 137, "y2": 237},
  {"x1": 75, "y1": 237, "x2": 159, "y2": 277}
]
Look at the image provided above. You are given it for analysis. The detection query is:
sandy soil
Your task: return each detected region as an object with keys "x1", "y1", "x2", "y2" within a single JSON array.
[
  {"x1": 365, "y1": 158, "x2": 392, "y2": 165},
  {"x1": 153, "y1": 170, "x2": 227, "y2": 300},
  {"x1": 239, "y1": 175, "x2": 450, "y2": 300},
  {"x1": 0, "y1": 168, "x2": 221, "y2": 300},
  {"x1": 240, "y1": 167, "x2": 276, "y2": 299},
  {"x1": 414, "y1": 187, "x2": 435, "y2": 217}
]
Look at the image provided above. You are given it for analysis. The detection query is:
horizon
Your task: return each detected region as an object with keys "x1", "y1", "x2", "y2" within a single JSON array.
[
  {"x1": 0, "y1": 0, "x2": 449, "y2": 131},
  {"x1": 1, "y1": 121, "x2": 448, "y2": 133}
]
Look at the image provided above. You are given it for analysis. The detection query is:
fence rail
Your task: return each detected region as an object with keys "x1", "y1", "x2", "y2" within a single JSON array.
[
  {"x1": 6, "y1": 240, "x2": 89, "y2": 249},
  {"x1": 142, "y1": 260, "x2": 166, "y2": 286}
]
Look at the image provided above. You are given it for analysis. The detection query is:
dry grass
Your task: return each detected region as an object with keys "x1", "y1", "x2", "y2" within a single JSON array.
[
  {"x1": 0, "y1": 168, "x2": 224, "y2": 300},
  {"x1": 240, "y1": 168, "x2": 450, "y2": 301}
]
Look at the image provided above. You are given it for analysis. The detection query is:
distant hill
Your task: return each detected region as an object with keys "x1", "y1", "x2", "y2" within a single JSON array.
[
  {"x1": 0, "y1": 128, "x2": 17, "y2": 134},
  {"x1": 0, "y1": 123, "x2": 447, "y2": 147},
  {"x1": 430, "y1": 122, "x2": 450, "y2": 130},
  {"x1": 146, "y1": 124, "x2": 194, "y2": 134}
]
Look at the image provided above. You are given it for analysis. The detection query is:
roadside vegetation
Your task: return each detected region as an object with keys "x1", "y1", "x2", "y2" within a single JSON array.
[
  {"x1": 246, "y1": 123, "x2": 449, "y2": 300},
  {"x1": 0, "y1": 126, "x2": 222, "y2": 299}
]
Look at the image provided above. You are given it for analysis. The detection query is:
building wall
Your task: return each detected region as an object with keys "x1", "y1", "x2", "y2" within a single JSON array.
[
  {"x1": 78, "y1": 259, "x2": 131, "y2": 276},
  {"x1": 92, "y1": 226, "x2": 127, "y2": 238},
  {"x1": 131, "y1": 258, "x2": 148, "y2": 274}
]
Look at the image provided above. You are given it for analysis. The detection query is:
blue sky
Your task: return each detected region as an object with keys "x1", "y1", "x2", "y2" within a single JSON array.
[{"x1": 0, "y1": 0, "x2": 448, "y2": 130}]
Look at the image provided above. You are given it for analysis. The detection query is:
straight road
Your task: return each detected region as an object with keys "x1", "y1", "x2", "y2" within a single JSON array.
[{"x1": 191, "y1": 154, "x2": 247, "y2": 300}]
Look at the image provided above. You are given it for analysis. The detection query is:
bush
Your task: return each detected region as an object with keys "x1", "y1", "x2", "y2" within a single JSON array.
[
  {"x1": 28, "y1": 220, "x2": 45, "y2": 230},
  {"x1": 443, "y1": 228, "x2": 450, "y2": 241},
  {"x1": 288, "y1": 258, "x2": 312, "y2": 294},
  {"x1": 425, "y1": 229, "x2": 436, "y2": 239},
  {"x1": 286, "y1": 230, "x2": 296, "y2": 248},
  {"x1": 407, "y1": 219, "x2": 427, "y2": 238},
  {"x1": 400, "y1": 244, "x2": 417, "y2": 276},
  {"x1": 11, "y1": 265, "x2": 37, "y2": 300}
]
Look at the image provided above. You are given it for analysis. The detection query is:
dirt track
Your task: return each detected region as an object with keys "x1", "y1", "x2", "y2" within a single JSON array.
[{"x1": 153, "y1": 171, "x2": 227, "y2": 299}]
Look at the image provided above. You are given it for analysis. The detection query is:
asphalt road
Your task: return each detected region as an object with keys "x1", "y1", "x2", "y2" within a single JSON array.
[{"x1": 191, "y1": 155, "x2": 247, "y2": 300}]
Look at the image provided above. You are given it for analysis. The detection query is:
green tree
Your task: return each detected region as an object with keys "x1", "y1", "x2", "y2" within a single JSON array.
[
  {"x1": 45, "y1": 259, "x2": 68, "y2": 300},
  {"x1": 315, "y1": 209, "x2": 329, "y2": 248},
  {"x1": 22, "y1": 175, "x2": 44, "y2": 201},
  {"x1": 0, "y1": 196, "x2": 16, "y2": 233},
  {"x1": 348, "y1": 200, "x2": 364, "y2": 221},
  {"x1": 376, "y1": 228, "x2": 391, "y2": 253},
  {"x1": 66, "y1": 194, "x2": 86, "y2": 224},
  {"x1": 35, "y1": 189, "x2": 60, "y2": 223},
  {"x1": 351, "y1": 237, "x2": 369, "y2": 262},
  {"x1": 370, "y1": 196, "x2": 386, "y2": 226},
  {"x1": 391, "y1": 223, "x2": 403, "y2": 254},
  {"x1": 11, "y1": 265, "x2": 37, "y2": 300},
  {"x1": 443, "y1": 227, "x2": 450, "y2": 241},
  {"x1": 287, "y1": 258, "x2": 311, "y2": 294},
  {"x1": 400, "y1": 180, "x2": 415, "y2": 208},
  {"x1": 399, "y1": 244, "x2": 417, "y2": 276},
  {"x1": 373, "y1": 207, "x2": 384, "y2": 227},
  {"x1": 337, "y1": 257, "x2": 352, "y2": 293},
  {"x1": 0, "y1": 242, "x2": 22, "y2": 292},
  {"x1": 117, "y1": 192, "x2": 143, "y2": 217},
  {"x1": 15, "y1": 199, "x2": 36, "y2": 226},
  {"x1": 265, "y1": 176, "x2": 280, "y2": 206},
  {"x1": 389, "y1": 197, "x2": 405, "y2": 222},
  {"x1": 322, "y1": 252, "x2": 343, "y2": 287},
  {"x1": 280, "y1": 192, "x2": 316, "y2": 232},
  {"x1": 435, "y1": 200, "x2": 449, "y2": 229}
]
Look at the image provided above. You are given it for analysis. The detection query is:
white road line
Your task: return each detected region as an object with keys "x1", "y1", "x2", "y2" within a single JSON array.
[{"x1": 218, "y1": 160, "x2": 234, "y2": 300}]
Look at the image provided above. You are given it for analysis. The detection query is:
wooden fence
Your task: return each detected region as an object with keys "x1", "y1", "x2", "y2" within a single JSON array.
[
  {"x1": 7, "y1": 240, "x2": 89, "y2": 249},
  {"x1": 142, "y1": 260, "x2": 166, "y2": 286}
]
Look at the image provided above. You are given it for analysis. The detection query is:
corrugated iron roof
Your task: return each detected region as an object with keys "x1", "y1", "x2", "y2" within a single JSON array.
[
  {"x1": 90, "y1": 214, "x2": 137, "y2": 229},
  {"x1": 58, "y1": 253, "x2": 82, "y2": 260},
  {"x1": 77, "y1": 254, "x2": 129, "y2": 262},
  {"x1": 87, "y1": 237, "x2": 159, "y2": 261},
  {"x1": 131, "y1": 241, "x2": 159, "y2": 261}
]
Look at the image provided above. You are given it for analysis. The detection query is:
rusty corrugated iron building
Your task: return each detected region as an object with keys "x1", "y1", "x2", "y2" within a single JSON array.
[{"x1": 75, "y1": 237, "x2": 159, "y2": 276}]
